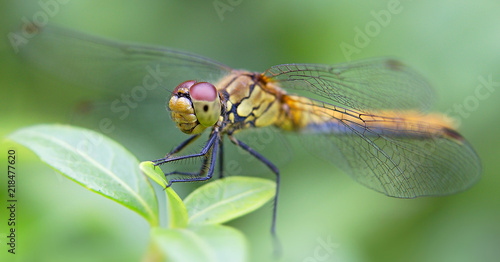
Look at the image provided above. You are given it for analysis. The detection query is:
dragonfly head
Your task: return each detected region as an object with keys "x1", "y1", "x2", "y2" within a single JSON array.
[{"x1": 169, "y1": 80, "x2": 221, "y2": 134}]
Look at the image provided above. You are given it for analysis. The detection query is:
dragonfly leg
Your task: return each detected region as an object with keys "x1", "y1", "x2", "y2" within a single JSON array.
[
  {"x1": 164, "y1": 154, "x2": 210, "y2": 177},
  {"x1": 153, "y1": 132, "x2": 217, "y2": 166},
  {"x1": 152, "y1": 134, "x2": 200, "y2": 163},
  {"x1": 228, "y1": 135, "x2": 280, "y2": 236},
  {"x1": 218, "y1": 137, "x2": 224, "y2": 179},
  {"x1": 164, "y1": 170, "x2": 204, "y2": 177},
  {"x1": 165, "y1": 137, "x2": 219, "y2": 187}
]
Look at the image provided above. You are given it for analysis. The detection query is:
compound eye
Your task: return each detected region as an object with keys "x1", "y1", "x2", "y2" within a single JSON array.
[
  {"x1": 173, "y1": 80, "x2": 197, "y2": 95},
  {"x1": 190, "y1": 82, "x2": 221, "y2": 127},
  {"x1": 190, "y1": 82, "x2": 218, "y2": 102}
]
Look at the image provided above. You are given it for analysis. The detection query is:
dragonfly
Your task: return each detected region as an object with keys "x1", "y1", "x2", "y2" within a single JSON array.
[{"x1": 17, "y1": 23, "x2": 481, "y2": 236}]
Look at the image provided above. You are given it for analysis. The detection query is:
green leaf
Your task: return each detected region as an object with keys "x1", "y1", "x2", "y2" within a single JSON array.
[
  {"x1": 140, "y1": 161, "x2": 188, "y2": 228},
  {"x1": 151, "y1": 225, "x2": 247, "y2": 262},
  {"x1": 8, "y1": 124, "x2": 158, "y2": 226},
  {"x1": 185, "y1": 176, "x2": 276, "y2": 225},
  {"x1": 140, "y1": 161, "x2": 168, "y2": 188}
]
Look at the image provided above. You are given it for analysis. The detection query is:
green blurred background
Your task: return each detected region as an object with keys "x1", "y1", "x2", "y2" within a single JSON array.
[{"x1": 1, "y1": 0, "x2": 499, "y2": 261}]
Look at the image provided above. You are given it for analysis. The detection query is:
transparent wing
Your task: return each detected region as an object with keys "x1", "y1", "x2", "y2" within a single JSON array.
[
  {"x1": 17, "y1": 23, "x2": 232, "y2": 94},
  {"x1": 264, "y1": 59, "x2": 434, "y2": 112},
  {"x1": 296, "y1": 101, "x2": 481, "y2": 198},
  {"x1": 226, "y1": 126, "x2": 293, "y2": 176},
  {"x1": 15, "y1": 23, "x2": 233, "y2": 159}
]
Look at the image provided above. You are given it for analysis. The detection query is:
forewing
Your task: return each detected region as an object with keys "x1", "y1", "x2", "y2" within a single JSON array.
[
  {"x1": 17, "y1": 23, "x2": 232, "y2": 94},
  {"x1": 15, "y1": 23, "x2": 233, "y2": 158},
  {"x1": 264, "y1": 59, "x2": 434, "y2": 112}
]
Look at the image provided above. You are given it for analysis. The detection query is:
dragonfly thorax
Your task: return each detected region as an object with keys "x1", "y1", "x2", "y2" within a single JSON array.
[{"x1": 169, "y1": 80, "x2": 222, "y2": 134}]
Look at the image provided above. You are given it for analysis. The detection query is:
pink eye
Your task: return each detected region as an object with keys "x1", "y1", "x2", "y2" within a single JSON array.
[
  {"x1": 173, "y1": 80, "x2": 196, "y2": 94},
  {"x1": 190, "y1": 82, "x2": 218, "y2": 101}
]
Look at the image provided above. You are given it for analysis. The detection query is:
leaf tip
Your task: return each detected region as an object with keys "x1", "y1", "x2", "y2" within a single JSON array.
[{"x1": 140, "y1": 161, "x2": 167, "y2": 188}]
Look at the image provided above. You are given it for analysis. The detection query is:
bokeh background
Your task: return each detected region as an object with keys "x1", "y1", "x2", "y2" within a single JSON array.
[{"x1": 1, "y1": 0, "x2": 499, "y2": 261}]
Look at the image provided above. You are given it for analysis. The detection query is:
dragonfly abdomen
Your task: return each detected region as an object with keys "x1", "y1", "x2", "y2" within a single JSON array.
[
  {"x1": 278, "y1": 94, "x2": 461, "y2": 140},
  {"x1": 303, "y1": 118, "x2": 458, "y2": 140}
]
